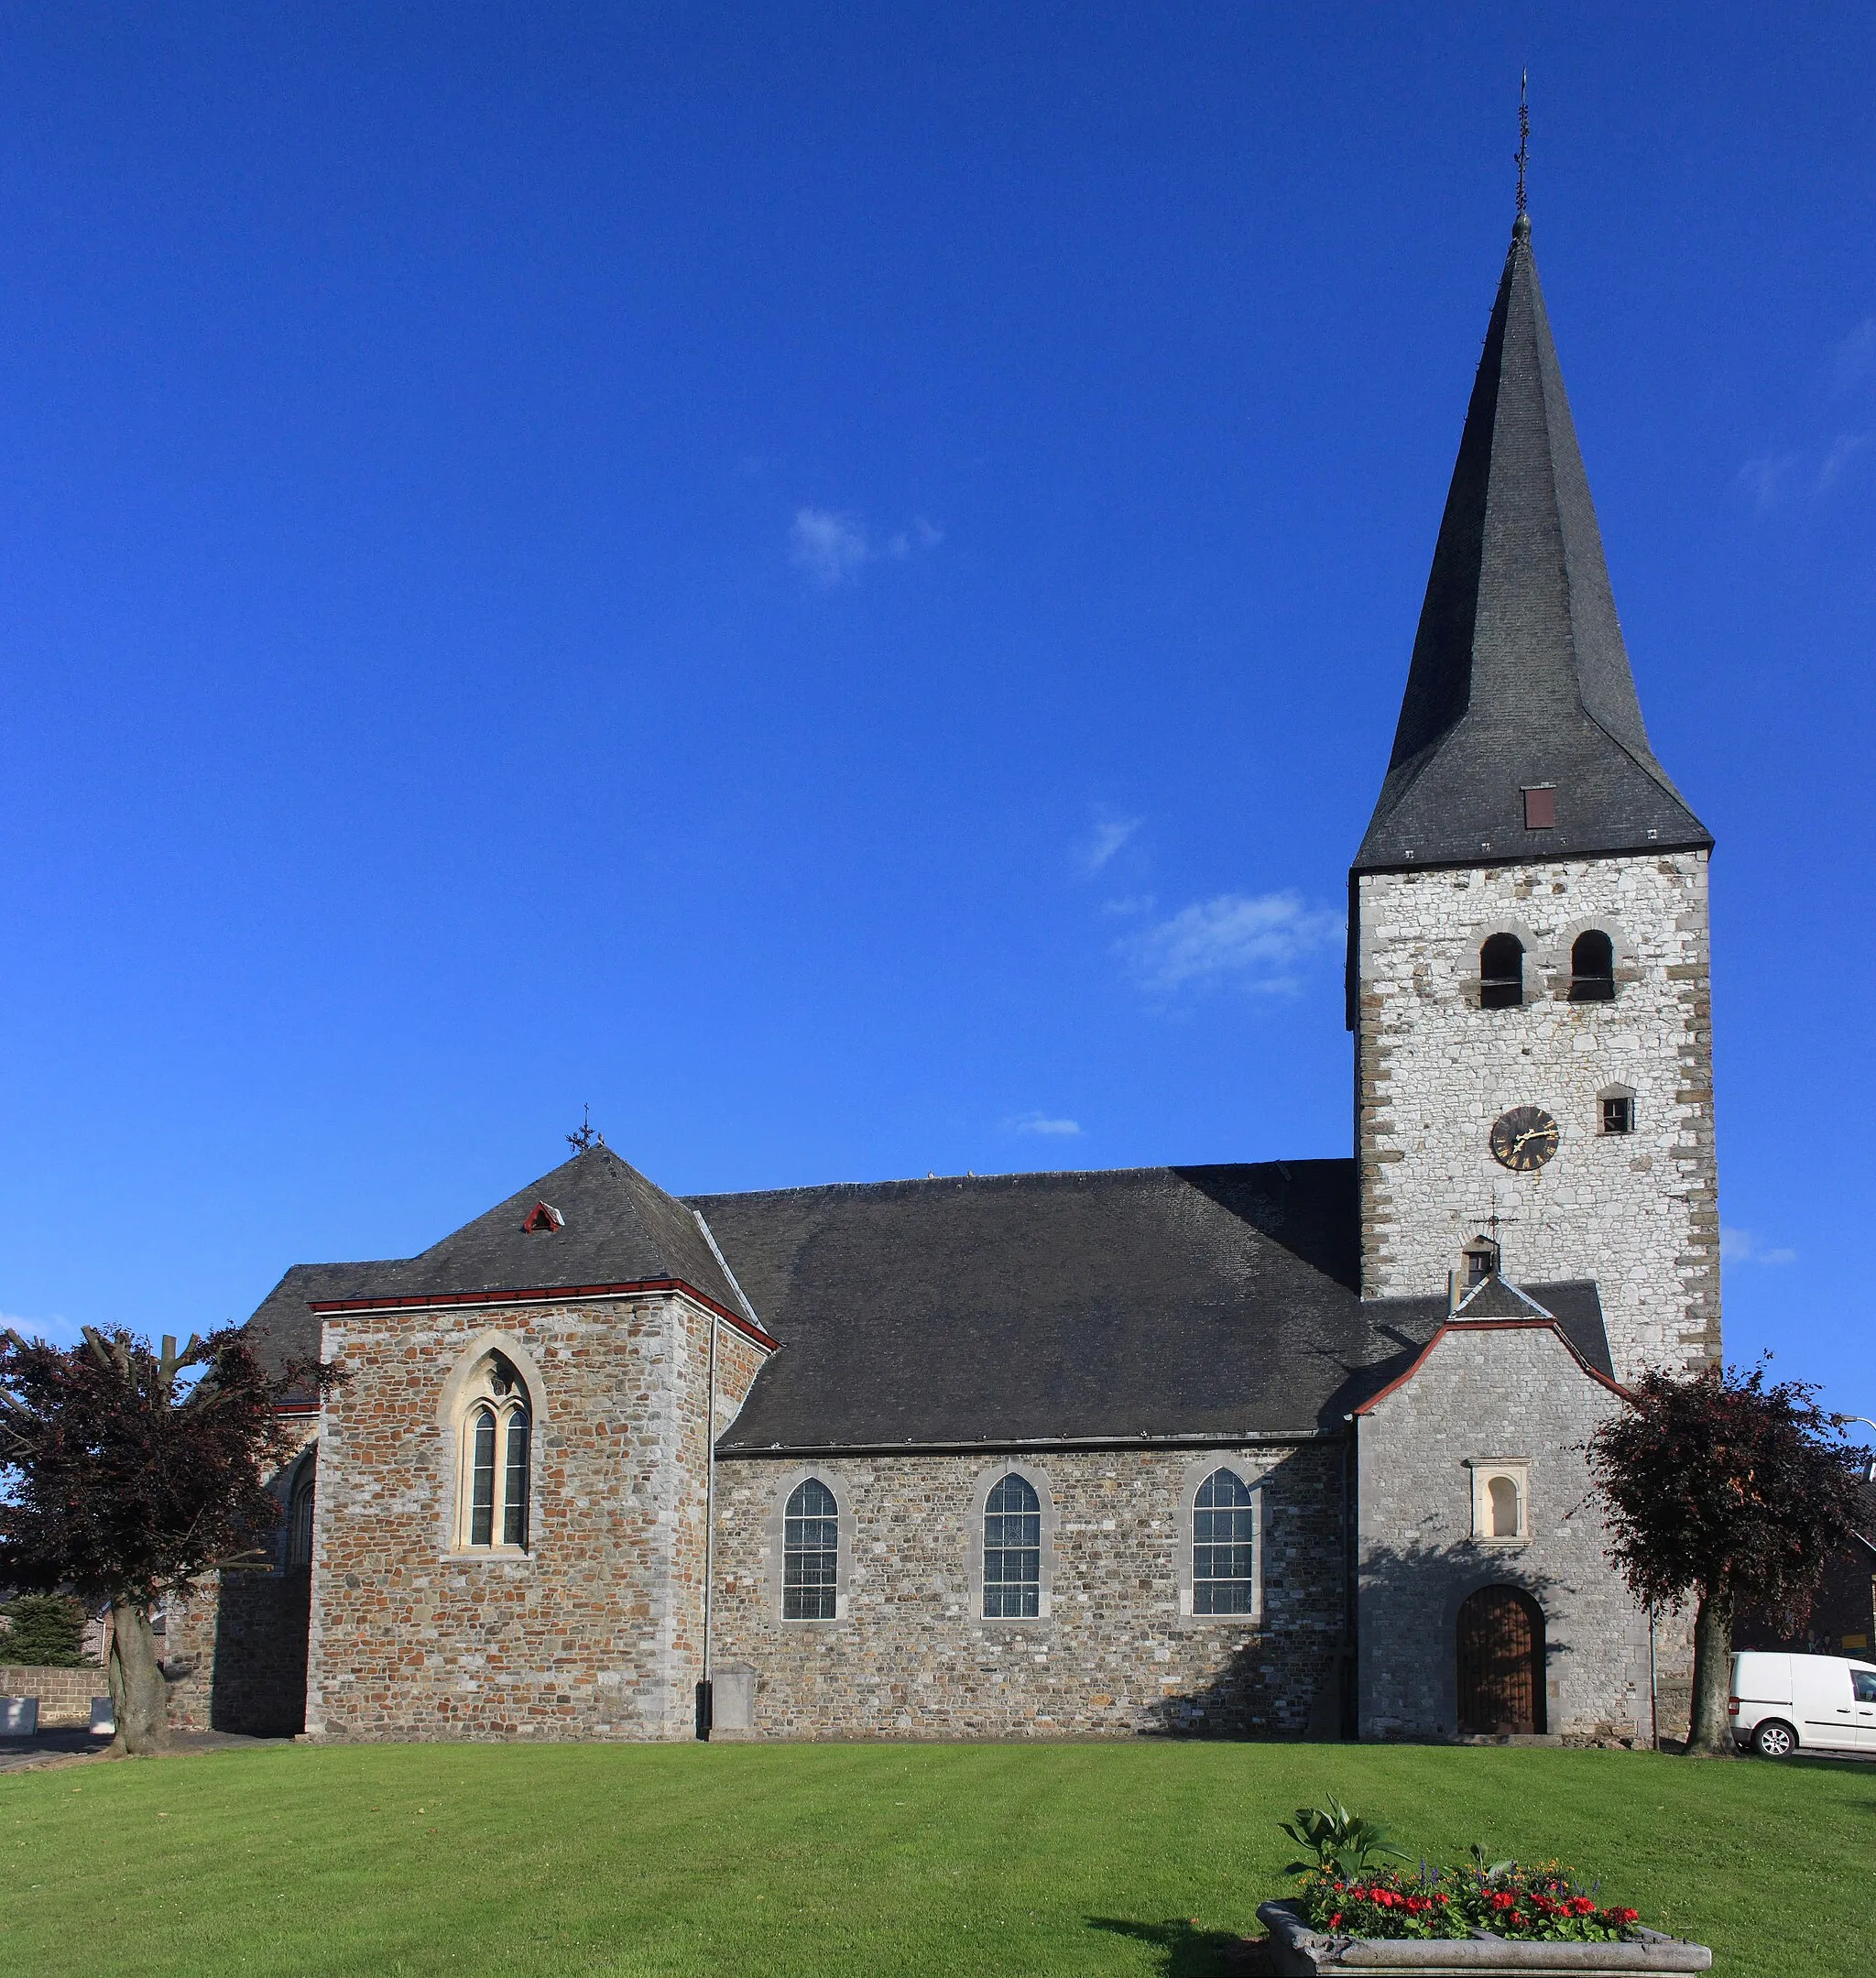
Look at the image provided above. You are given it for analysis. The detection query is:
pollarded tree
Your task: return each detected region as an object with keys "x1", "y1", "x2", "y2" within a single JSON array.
[
  {"x1": 1588, "y1": 1361, "x2": 1864, "y2": 1757},
  {"x1": 0, "y1": 1325, "x2": 341, "y2": 1754}
]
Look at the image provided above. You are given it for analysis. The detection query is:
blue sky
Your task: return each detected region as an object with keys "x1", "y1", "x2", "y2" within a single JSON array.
[{"x1": 0, "y1": 6, "x2": 1871, "y2": 1442}]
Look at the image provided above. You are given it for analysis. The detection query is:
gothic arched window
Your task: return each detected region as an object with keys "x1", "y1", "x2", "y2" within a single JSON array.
[
  {"x1": 1193, "y1": 1469, "x2": 1257, "y2": 1613},
  {"x1": 1479, "y1": 934, "x2": 1525, "y2": 1010},
  {"x1": 983, "y1": 1473, "x2": 1042, "y2": 1618},
  {"x1": 456, "y1": 1353, "x2": 532, "y2": 1552},
  {"x1": 782, "y1": 1478, "x2": 840, "y2": 1620},
  {"x1": 288, "y1": 1469, "x2": 316, "y2": 1568},
  {"x1": 1569, "y1": 929, "x2": 1616, "y2": 1002}
]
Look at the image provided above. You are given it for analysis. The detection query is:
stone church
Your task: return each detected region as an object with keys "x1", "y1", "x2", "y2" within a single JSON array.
[{"x1": 169, "y1": 207, "x2": 1718, "y2": 1747}]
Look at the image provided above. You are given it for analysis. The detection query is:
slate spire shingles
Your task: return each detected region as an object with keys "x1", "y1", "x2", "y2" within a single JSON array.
[{"x1": 1354, "y1": 213, "x2": 1710, "y2": 873}]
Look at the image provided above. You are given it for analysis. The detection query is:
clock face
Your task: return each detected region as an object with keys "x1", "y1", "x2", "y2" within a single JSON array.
[{"x1": 1489, "y1": 1106, "x2": 1559, "y2": 1173}]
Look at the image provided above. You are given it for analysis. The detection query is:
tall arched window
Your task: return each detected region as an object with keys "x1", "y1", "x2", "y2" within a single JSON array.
[
  {"x1": 1489, "y1": 1475, "x2": 1521, "y2": 1539},
  {"x1": 288, "y1": 1470, "x2": 316, "y2": 1568},
  {"x1": 1193, "y1": 1468, "x2": 1256, "y2": 1612},
  {"x1": 1568, "y1": 929, "x2": 1616, "y2": 1002},
  {"x1": 1479, "y1": 934, "x2": 1524, "y2": 1009},
  {"x1": 782, "y1": 1478, "x2": 839, "y2": 1620},
  {"x1": 983, "y1": 1472, "x2": 1041, "y2": 1618},
  {"x1": 456, "y1": 1352, "x2": 532, "y2": 1552}
]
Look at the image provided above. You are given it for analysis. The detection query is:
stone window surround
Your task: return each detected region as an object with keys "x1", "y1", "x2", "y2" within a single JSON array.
[
  {"x1": 1173, "y1": 1451, "x2": 1265, "y2": 1624},
  {"x1": 435, "y1": 1329, "x2": 550, "y2": 1563},
  {"x1": 1460, "y1": 915, "x2": 1636, "y2": 1008},
  {"x1": 762, "y1": 1466, "x2": 854, "y2": 1624},
  {"x1": 965, "y1": 1459, "x2": 1059, "y2": 1624},
  {"x1": 1596, "y1": 1080, "x2": 1637, "y2": 1135},
  {"x1": 1465, "y1": 1458, "x2": 1531, "y2": 1546}
]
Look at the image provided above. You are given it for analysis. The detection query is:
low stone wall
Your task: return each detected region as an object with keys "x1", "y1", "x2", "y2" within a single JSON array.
[{"x1": 0, "y1": 1666, "x2": 104, "y2": 1728}]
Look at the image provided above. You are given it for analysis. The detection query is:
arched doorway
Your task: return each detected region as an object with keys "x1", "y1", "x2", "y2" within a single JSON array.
[{"x1": 1456, "y1": 1586, "x2": 1545, "y2": 1735}]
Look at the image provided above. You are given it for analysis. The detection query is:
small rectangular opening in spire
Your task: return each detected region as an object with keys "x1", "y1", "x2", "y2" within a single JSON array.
[{"x1": 1522, "y1": 787, "x2": 1556, "y2": 830}]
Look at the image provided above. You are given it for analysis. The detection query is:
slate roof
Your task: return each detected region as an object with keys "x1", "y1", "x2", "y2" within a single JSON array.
[
  {"x1": 692, "y1": 1162, "x2": 1613, "y2": 1451},
  {"x1": 1354, "y1": 215, "x2": 1710, "y2": 875},
  {"x1": 247, "y1": 1145, "x2": 750, "y2": 1382},
  {"x1": 245, "y1": 1149, "x2": 1613, "y2": 1442}
]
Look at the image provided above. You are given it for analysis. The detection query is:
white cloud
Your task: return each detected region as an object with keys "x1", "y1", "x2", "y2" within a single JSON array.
[
  {"x1": 1720, "y1": 1227, "x2": 1797, "y2": 1266},
  {"x1": 1740, "y1": 316, "x2": 1876, "y2": 508},
  {"x1": 1832, "y1": 315, "x2": 1876, "y2": 390},
  {"x1": 1077, "y1": 809, "x2": 1142, "y2": 876},
  {"x1": 0, "y1": 1310, "x2": 79, "y2": 1346},
  {"x1": 790, "y1": 508, "x2": 943, "y2": 587},
  {"x1": 1008, "y1": 1112, "x2": 1083, "y2": 1137},
  {"x1": 790, "y1": 508, "x2": 871, "y2": 587},
  {"x1": 1738, "y1": 454, "x2": 1798, "y2": 512},
  {"x1": 1121, "y1": 890, "x2": 1343, "y2": 998},
  {"x1": 886, "y1": 518, "x2": 944, "y2": 558},
  {"x1": 1817, "y1": 431, "x2": 1874, "y2": 491}
]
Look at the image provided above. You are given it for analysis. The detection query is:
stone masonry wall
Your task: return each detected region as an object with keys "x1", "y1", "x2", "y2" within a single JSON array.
[
  {"x1": 710, "y1": 1441, "x2": 1347, "y2": 1739},
  {"x1": 304, "y1": 1291, "x2": 764, "y2": 1743},
  {"x1": 1356, "y1": 852, "x2": 1719, "y2": 1381},
  {"x1": 168, "y1": 1416, "x2": 319, "y2": 1734},
  {"x1": 1356, "y1": 1321, "x2": 1678, "y2": 1740},
  {"x1": 0, "y1": 1666, "x2": 103, "y2": 1728}
]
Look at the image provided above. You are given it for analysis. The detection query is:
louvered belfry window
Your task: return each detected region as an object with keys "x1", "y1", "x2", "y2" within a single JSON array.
[
  {"x1": 1479, "y1": 933, "x2": 1524, "y2": 1010},
  {"x1": 1193, "y1": 1468, "x2": 1256, "y2": 1613},
  {"x1": 782, "y1": 1478, "x2": 839, "y2": 1620},
  {"x1": 983, "y1": 1472, "x2": 1042, "y2": 1618}
]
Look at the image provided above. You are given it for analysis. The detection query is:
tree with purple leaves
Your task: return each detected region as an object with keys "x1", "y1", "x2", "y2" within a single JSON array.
[
  {"x1": 1590, "y1": 1361, "x2": 1864, "y2": 1758},
  {"x1": 0, "y1": 1325, "x2": 341, "y2": 1754}
]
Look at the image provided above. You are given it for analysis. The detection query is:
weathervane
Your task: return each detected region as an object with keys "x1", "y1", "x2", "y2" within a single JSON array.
[
  {"x1": 1515, "y1": 70, "x2": 1530, "y2": 217},
  {"x1": 567, "y1": 1104, "x2": 605, "y2": 1155}
]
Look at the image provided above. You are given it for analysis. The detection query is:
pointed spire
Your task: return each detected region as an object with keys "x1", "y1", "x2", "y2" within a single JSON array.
[{"x1": 1353, "y1": 214, "x2": 1709, "y2": 872}]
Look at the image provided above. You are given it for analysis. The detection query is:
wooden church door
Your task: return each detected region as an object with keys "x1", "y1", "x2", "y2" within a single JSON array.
[{"x1": 1456, "y1": 1586, "x2": 1545, "y2": 1735}]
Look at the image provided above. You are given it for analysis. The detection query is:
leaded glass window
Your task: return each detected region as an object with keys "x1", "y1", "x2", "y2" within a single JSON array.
[
  {"x1": 983, "y1": 1472, "x2": 1042, "y2": 1618},
  {"x1": 1193, "y1": 1468, "x2": 1255, "y2": 1614},
  {"x1": 503, "y1": 1409, "x2": 530, "y2": 1547},
  {"x1": 469, "y1": 1407, "x2": 497, "y2": 1546},
  {"x1": 458, "y1": 1350, "x2": 534, "y2": 1552},
  {"x1": 783, "y1": 1478, "x2": 839, "y2": 1620}
]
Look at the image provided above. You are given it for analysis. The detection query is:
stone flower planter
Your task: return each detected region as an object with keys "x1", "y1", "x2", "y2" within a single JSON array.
[{"x1": 1257, "y1": 1901, "x2": 1712, "y2": 1977}]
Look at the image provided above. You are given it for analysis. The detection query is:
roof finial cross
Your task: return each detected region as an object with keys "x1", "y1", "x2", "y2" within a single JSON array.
[
  {"x1": 1515, "y1": 70, "x2": 1530, "y2": 219},
  {"x1": 567, "y1": 1104, "x2": 605, "y2": 1155}
]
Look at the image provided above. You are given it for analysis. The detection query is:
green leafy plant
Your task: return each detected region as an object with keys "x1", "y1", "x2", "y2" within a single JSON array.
[
  {"x1": 1279, "y1": 1800, "x2": 1409, "y2": 1880},
  {"x1": 1284, "y1": 1843, "x2": 1646, "y2": 1945}
]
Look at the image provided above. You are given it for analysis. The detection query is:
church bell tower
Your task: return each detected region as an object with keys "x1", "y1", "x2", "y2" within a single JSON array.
[{"x1": 1349, "y1": 211, "x2": 1719, "y2": 1383}]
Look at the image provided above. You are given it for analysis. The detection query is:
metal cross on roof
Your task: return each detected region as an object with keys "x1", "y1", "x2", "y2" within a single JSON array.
[
  {"x1": 1515, "y1": 71, "x2": 1530, "y2": 217},
  {"x1": 566, "y1": 1104, "x2": 605, "y2": 1155}
]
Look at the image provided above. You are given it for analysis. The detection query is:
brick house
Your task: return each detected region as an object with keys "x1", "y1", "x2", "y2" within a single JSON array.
[{"x1": 168, "y1": 207, "x2": 1718, "y2": 1745}]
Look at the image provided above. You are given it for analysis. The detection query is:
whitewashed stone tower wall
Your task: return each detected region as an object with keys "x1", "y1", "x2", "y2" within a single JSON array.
[{"x1": 1350, "y1": 213, "x2": 1719, "y2": 1382}]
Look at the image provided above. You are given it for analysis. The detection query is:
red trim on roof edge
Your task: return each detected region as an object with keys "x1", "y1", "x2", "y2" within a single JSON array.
[
  {"x1": 1353, "y1": 1317, "x2": 1629, "y2": 1418},
  {"x1": 306, "y1": 1277, "x2": 780, "y2": 1351}
]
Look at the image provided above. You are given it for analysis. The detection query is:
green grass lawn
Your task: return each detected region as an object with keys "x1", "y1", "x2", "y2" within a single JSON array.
[{"x1": 3, "y1": 1741, "x2": 1868, "y2": 1977}]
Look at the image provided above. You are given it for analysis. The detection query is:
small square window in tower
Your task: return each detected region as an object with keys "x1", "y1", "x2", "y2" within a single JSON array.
[{"x1": 1602, "y1": 1095, "x2": 1634, "y2": 1135}]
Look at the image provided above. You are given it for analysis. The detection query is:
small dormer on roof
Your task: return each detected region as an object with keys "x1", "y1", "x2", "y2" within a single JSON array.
[
  {"x1": 521, "y1": 1201, "x2": 564, "y2": 1234},
  {"x1": 1450, "y1": 1271, "x2": 1556, "y2": 1323}
]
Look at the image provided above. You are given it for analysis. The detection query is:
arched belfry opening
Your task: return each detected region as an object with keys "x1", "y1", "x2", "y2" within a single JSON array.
[{"x1": 1456, "y1": 1585, "x2": 1546, "y2": 1735}]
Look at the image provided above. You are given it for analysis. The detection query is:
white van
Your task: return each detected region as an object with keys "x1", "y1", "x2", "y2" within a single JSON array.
[{"x1": 1730, "y1": 1651, "x2": 1876, "y2": 1756}]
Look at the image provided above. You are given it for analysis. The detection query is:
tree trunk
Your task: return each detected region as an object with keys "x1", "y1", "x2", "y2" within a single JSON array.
[
  {"x1": 107, "y1": 1600, "x2": 170, "y2": 1755},
  {"x1": 1684, "y1": 1587, "x2": 1735, "y2": 1757}
]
